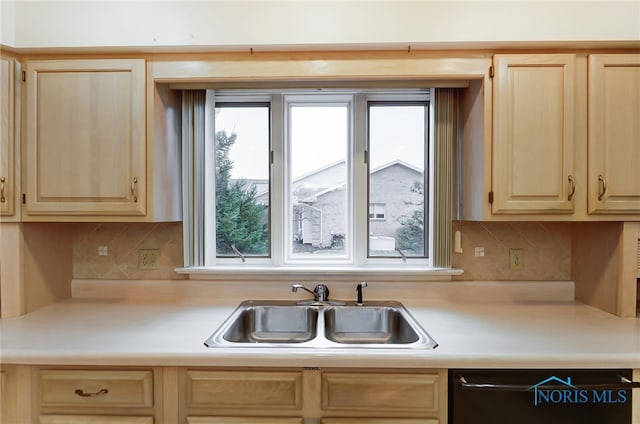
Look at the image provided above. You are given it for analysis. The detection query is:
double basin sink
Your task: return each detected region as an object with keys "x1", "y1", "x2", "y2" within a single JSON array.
[{"x1": 204, "y1": 300, "x2": 438, "y2": 349}]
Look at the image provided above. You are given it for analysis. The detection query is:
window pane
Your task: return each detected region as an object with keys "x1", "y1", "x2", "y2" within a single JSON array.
[
  {"x1": 214, "y1": 104, "x2": 270, "y2": 257},
  {"x1": 290, "y1": 104, "x2": 349, "y2": 257},
  {"x1": 368, "y1": 104, "x2": 427, "y2": 258}
]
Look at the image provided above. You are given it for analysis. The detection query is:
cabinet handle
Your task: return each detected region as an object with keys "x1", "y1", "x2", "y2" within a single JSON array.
[
  {"x1": 567, "y1": 175, "x2": 575, "y2": 201},
  {"x1": 74, "y1": 388, "x2": 109, "y2": 397},
  {"x1": 131, "y1": 177, "x2": 138, "y2": 203},
  {"x1": 0, "y1": 176, "x2": 5, "y2": 203},
  {"x1": 597, "y1": 174, "x2": 607, "y2": 200},
  {"x1": 458, "y1": 375, "x2": 640, "y2": 392}
]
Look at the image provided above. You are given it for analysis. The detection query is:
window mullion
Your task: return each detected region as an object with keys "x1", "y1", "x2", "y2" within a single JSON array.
[
  {"x1": 271, "y1": 94, "x2": 285, "y2": 266},
  {"x1": 353, "y1": 93, "x2": 368, "y2": 266}
]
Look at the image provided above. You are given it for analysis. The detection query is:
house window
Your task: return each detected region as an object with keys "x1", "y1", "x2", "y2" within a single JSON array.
[
  {"x1": 213, "y1": 102, "x2": 270, "y2": 258},
  {"x1": 369, "y1": 203, "x2": 386, "y2": 220},
  {"x1": 288, "y1": 99, "x2": 350, "y2": 259},
  {"x1": 182, "y1": 88, "x2": 450, "y2": 271},
  {"x1": 368, "y1": 102, "x2": 428, "y2": 259}
]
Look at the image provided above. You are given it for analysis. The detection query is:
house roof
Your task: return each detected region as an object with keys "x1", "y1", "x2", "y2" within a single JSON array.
[{"x1": 236, "y1": 160, "x2": 424, "y2": 203}]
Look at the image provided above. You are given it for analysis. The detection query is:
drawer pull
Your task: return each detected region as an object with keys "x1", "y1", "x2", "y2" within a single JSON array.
[
  {"x1": 598, "y1": 174, "x2": 607, "y2": 200},
  {"x1": 0, "y1": 176, "x2": 5, "y2": 203},
  {"x1": 131, "y1": 177, "x2": 138, "y2": 203},
  {"x1": 74, "y1": 388, "x2": 109, "y2": 397},
  {"x1": 567, "y1": 175, "x2": 575, "y2": 201}
]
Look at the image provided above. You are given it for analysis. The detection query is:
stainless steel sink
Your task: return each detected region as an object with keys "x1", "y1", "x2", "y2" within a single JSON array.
[
  {"x1": 204, "y1": 300, "x2": 438, "y2": 349},
  {"x1": 324, "y1": 304, "x2": 420, "y2": 344},
  {"x1": 221, "y1": 304, "x2": 318, "y2": 343}
]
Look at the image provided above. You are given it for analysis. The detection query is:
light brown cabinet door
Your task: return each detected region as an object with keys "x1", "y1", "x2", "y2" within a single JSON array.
[
  {"x1": 24, "y1": 59, "x2": 146, "y2": 216},
  {"x1": 492, "y1": 54, "x2": 576, "y2": 214},
  {"x1": 588, "y1": 54, "x2": 640, "y2": 214},
  {"x1": 0, "y1": 56, "x2": 16, "y2": 217}
]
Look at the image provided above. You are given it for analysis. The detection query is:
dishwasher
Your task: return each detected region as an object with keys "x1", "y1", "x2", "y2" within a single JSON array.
[{"x1": 449, "y1": 369, "x2": 639, "y2": 424}]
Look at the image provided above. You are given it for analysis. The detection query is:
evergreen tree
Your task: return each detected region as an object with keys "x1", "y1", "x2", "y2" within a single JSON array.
[
  {"x1": 215, "y1": 130, "x2": 268, "y2": 255},
  {"x1": 396, "y1": 181, "x2": 425, "y2": 255}
]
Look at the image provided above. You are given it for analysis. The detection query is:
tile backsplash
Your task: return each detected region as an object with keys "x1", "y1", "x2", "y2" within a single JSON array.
[
  {"x1": 73, "y1": 221, "x2": 571, "y2": 281},
  {"x1": 73, "y1": 222, "x2": 186, "y2": 280},
  {"x1": 451, "y1": 221, "x2": 571, "y2": 281}
]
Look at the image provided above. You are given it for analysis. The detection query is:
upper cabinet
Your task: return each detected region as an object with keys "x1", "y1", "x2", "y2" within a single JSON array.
[
  {"x1": 587, "y1": 54, "x2": 640, "y2": 214},
  {"x1": 460, "y1": 51, "x2": 639, "y2": 221},
  {"x1": 0, "y1": 55, "x2": 20, "y2": 220},
  {"x1": 491, "y1": 54, "x2": 576, "y2": 214},
  {"x1": 24, "y1": 59, "x2": 146, "y2": 217}
]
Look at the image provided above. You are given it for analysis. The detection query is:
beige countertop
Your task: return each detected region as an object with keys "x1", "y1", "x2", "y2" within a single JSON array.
[{"x1": 1, "y1": 292, "x2": 639, "y2": 369}]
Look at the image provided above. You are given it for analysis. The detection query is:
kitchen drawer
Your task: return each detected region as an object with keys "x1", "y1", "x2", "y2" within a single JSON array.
[
  {"x1": 187, "y1": 417, "x2": 303, "y2": 424},
  {"x1": 39, "y1": 370, "x2": 153, "y2": 408},
  {"x1": 39, "y1": 416, "x2": 153, "y2": 424},
  {"x1": 322, "y1": 420, "x2": 437, "y2": 424},
  {"x1": 185, "y1": 370, "x2": 302, "y2": 410},
  {"x1": 321, "y1": 372, "x2": 440, "y2": 413}
]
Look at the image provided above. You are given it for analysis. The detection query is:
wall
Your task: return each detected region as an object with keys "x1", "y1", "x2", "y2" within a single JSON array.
[
  {"x1": 72, "y1": 221, "x2": 572, "y2": 281},
  {"x1": 2, "y1": 1, "x2": 639, "y2": 50}
]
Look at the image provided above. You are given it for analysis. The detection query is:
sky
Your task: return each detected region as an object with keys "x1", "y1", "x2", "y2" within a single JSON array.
[{"x1": 214, "y1": 103, "x2": 426, "y2": 180}]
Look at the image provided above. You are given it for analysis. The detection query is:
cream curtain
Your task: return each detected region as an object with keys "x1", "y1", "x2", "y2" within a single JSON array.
[
  {"x1": 433, "y1": 88, "x2": 457, "y2": 268},
  {"x1": 182, "y1": 90, "x2": 206, "y2": 267}
]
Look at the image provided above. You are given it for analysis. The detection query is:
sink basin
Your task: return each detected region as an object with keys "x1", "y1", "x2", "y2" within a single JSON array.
[
  {"x1": 207, "y1": 301, "x2": 318, "y2": 345},
  {"x1": 205, "y1": 300, "x2": 437, "y2": 349},
  {"x1": 324, "y1": 305, "x2": 419, "y2": 344}
]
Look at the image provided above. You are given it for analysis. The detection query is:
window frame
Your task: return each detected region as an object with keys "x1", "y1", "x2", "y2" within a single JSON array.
[{"x1": 182, "y1": 87, "x2": 456, "y2": 277}]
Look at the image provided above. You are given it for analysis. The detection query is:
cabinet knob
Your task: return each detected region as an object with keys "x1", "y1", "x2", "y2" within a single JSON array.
[
  {"x1": 597, "y1": 174, "x2": 607, "y2": 201},
  {"x1": 567, "y1": 175, "x2": 575, "y2": 201},
  {"x1": 131, "y1": 177, "x2": 138, "y2": 203},
  {"x1": 0, "y1": 176, "x2": 5, "y2": 203}
]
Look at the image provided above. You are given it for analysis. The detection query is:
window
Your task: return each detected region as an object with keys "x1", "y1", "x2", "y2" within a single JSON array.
[
  {"x1": 213, "y1": 103, "x2": 270, "y2": 258},
  {"x1": 182, "y1": 88, "x2": 453, "y2": 272},
  {"x1": 369, "y1": 203, "x2": 386, "y2": 220}
]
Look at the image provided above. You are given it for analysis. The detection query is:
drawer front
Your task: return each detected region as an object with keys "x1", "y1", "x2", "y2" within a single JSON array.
[
  {"x1": 39, "y1": 416, "x2": 153, "y2": 424},
  {"x1": 322, "y1": 372, "x2": 439, "y2": 413},
  {"x1": 186, "y1": 370, "x2": 302, "y2": 410},
  {"x1": 188, "y1": 417, "x2": 303, "y2": 424},
  {"x1": 322, "y1": 419, "x2": 438, "y2": 424},
  {"x1": 39, "y1": 370, "x2": 153, "y2": 408}
]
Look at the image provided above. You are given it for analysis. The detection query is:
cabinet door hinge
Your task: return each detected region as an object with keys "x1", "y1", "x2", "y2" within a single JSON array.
[
  {"x1": 489, "y1": 66, "x2": 495, "y2": 78},
  {"x1": 488, "y1": 191, "x2": 494, "y2": 204},
  {"x1": 22, "y1": 193, "x2": 26, "y2": 204},
  {"x1": 21, "y1": 70, "x2": 26, "y2": 82}
]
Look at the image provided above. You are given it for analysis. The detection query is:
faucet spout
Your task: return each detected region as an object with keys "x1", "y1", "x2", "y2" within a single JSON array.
[{"x1": 292, "y1": 283, "x2": 330, "y2": 302}]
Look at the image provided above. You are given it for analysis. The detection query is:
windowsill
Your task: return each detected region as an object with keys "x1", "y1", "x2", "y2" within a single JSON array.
[{"x1": 175, "y1": 265, "x2": 464, "y2": 281}]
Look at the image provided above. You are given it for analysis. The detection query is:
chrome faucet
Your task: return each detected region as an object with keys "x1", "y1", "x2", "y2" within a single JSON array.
[
  {"x1": 356, "y1": 281, "x2": 368, "y2": 306},
  {"x1": 292, "y1": 283, "x2": 330, "y2": 302}
]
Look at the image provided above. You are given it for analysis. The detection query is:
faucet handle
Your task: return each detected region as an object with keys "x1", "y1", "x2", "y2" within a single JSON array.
[{"x1": 313, "y1": 284, "x2": 330, "y2": 302}]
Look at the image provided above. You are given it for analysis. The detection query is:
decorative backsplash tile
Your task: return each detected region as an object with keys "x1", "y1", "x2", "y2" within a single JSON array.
[
  {"x1": 451, "y1": 221, "x2": 572, "y2": 281},
  {"x1": 73, "y1": 222, "x2": 186, "y2": 280},
  {"x1": 73, "y1": 221, "x2": 571, "y2": 281}
]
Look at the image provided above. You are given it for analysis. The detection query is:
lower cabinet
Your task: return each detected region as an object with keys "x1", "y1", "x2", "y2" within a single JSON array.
[
  {"x1": 8, "y1": 365, "x2": 445, "y2": 423},
  {"x1": 181, "y1": 368, "x2": 446, "y2": 423}
]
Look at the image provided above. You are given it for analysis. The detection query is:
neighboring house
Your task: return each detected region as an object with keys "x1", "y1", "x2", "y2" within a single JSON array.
[
  {"x1": 237, "y1": 160, "x2": 424, "y2": 250},
  {"x1": 293, "y1": 160, "x2": 424, "y2": 250}
]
